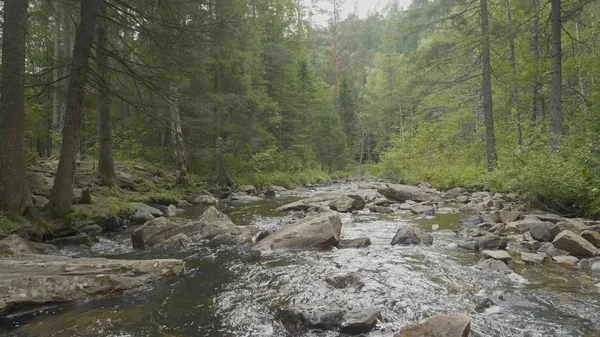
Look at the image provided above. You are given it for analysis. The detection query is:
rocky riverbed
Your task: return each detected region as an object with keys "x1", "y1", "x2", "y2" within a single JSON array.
[{"x1": 1, "y1": 179, "x2": 600, "y2": 336}]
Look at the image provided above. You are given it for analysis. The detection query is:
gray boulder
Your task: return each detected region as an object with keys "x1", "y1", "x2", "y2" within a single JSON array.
[
  {"x1": 529, "y1": 222, "x2": 560, "y2": 242},
  {"x1": 129, "y1": 202, "x2": 163, "y2": 217},
  {"x1": 0, "y1": 255, "x2": 184, "y2": 316},
  {"x1": 482, "y1": 250, "x2": 512, "y2": 262},
  {"x1": 473, "y1": 259, "x2": 512, "y2": 274},
  {"x1": 552, "y1": 230, "x2": 597, "y2": 257},
  {"x1": 459, "y1": 215, "x2": 483, "y2": 227},
  {"x1": 329, "y1": 195, "x2": 366, "y2": 213},
  {"x1": 460, "y1": 235, "x2": 507, "y2": 252},
  {"x1": 391, "y1": 226, "x2": 433, "y2": 246},
  {"x1": 369, "y1": 205, "x2": 393, "y2": 214},
  {"x1": 239, "y1": 185, "x2": 257, "y2": 195},
  {"x1": 47, "y1": 234, "x2": 92, "y2": 247},
  {"x1": 325, "y1": 273, "x2": 364, "y2": 289},
  {"x1": 491, "y1": 210, "x2": 521, "y2": 224},
  {"x1": 192, "y1": 195, "x2": 218, "y2": 206},
  {"x1": 252, "y1": 212, "x2": 342, "y2": 253},
  {"x1": 552, "y1": 255, "x2": 579, "y2": 266},
  {"x1": 537, "y1": 242, "x2": 569, "y2": 257},
  {"x1": 277, "y1": 304, "x2": 379, "y2": 335},
  {"x1": 377, "y1": 184, "x2": 429, "y2": 202},
  {"x1": 395, "y1": 315, "x2": 471, "y2": 337},
  {"x1": 521, "y1": 252, "x2": 545, "y2": 265},
  {"x1": 536, "y1": 213, "x2": 563, "y2": 223},
  {"x1": 581, "y1": 230, "x2": 600, "y2": 247},
  {"x1": 0, "y1": 235, "x2": 38, "y2": 256},
  {"x1": 131, "y1": 207, "x2": 251, "y2": 249},
  {"x1": 132, "y1": 209, "x2": 155, "y2": 224},
  {"x1": 411, "y1": 205, "x2": 435, "y2": 216}
]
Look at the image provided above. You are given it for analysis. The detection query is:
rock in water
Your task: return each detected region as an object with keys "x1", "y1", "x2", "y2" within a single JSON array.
[
  {"x1": 339, "y1": 237, "x2": 371, "y2": 249},
  {"x1": 529, "y1": 222, "x2": 560, "y2": 242},
  {"x1": 325, "y1": 273, "x2": 364, "y2": 289},
  {"x1": 340, "y1": 308, "x2": 380, "y2": 334},
  {"x1": 473, "y1": 259, "x2": 512, "y2": 274},
  {"x1": 131, "y1": 207, "x2": 251, "y2": 249},
  {"x1": 552, "y1": 255, "x2": 579, "y2": 266},
  {"x1": 482, "y1": 250, "x2": 512, "y2": 262},
  {"x1": 459, "y1": 215, "x2": 483, "y2": 227},
  {"x1": 521, "y1": 252, "x2": 545, "y2": 265},
  {"x1": 192, "y1": 195, "x2": 218, "y2": 206},
  {"x1": 391, "y1": 226, "x2": 433, "y2": 246},
  {"x1": 552, "y1": 230, "x2": 597, "y2": 257},
  {"x1": 129, "y1": 202, "x2": 164, "y2": 217},
  {"x1": 132, "y1": 209, "x2": 155, "y2": 224},
  {"x1": 411, "y1": 205, "x2": 435, "y2": 216},
  {"x1": 395, "y1": 315, "x2": 471, "y2": 337},
  {"x1": 0, "y1": 235, "x2": 38, "y2": 256},
  {"x1": 276, "y1": 304, "x2": 379, "y2": 335},
  {"x1": 252, "y1": 212, "x2": 342, "y2": 253},
  {"x1": 491, "y1": 210, "x2": 521, "y2": 224},
  {"x1": 377, "y1": 184, "x2": 429, "y2": 202},
  {"x1": 0, "y1": 255, "x2": 184, "y2": 316},
  {"x1": 329, "y1": 195, "x2": 366, "y2": 213}
]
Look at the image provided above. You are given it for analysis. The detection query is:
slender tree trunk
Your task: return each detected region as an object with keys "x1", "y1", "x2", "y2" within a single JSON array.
[
  {"x1": 506, "y1": 0, "x2": 522, "y2": 146},
  {"x1": 549, "y1": 0, "x2": 564, "y2": 141},
  {"x1": 0, "y1": 0, "x2": 33, "y2": 216},
  {"x1": 52, "y1": 4, "x2": 62, "y2": 155},
  {"x1": 96, "y1": 1, "x2": 117, "y2": 185},
  {"x1": 168, "y1": 87, "x2": 189, "y2": 185},
  {"x1": 50, "y1": 0, "x2": 98, "y2": 218},
  {"x1": 480, "y1": 0, "x2": 497, "y2": 170},
  {"x1": 574, "y1": 22, "x2": 585, "y2": 96},
  {"x1": 530, "y1": 0, "x2": 540, "y2": 126},
  {"x1": 60, "y1": 0, "x2": 73, "y2": 132}
]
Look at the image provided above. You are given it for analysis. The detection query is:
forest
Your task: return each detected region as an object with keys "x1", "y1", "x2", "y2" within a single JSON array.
[{"x1": 0, "y1": 0, "x2": 599, "y2": 226}]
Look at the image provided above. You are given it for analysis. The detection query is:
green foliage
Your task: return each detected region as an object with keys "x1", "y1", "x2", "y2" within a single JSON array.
[{"x1": 0, "y1": 214, "x2": 19, "y2": 234}]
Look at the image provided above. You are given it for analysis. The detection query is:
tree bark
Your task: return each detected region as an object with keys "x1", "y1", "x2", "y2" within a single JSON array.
[
  {"x1": 0, "y1": 0, "x2": 33, "y2": 216},
  {"x1": 506, "y1": 0, "x2": 522, "y2": 146},
  {"x1": 530, "y1": 0, "x2": 540, "y2": 125},
  {"x1": 480, "y1": 0, "x2": 497, "y2": 170},
  {"x1": 52, "y1": 4, "x2": 63, "y2": 155},
  {"x1": 50, "y1": 0, "x2": 98, "y2": 218},
  {"x1": 96, "y1": 0, "x2": 117, "y2": 185},
  {"x1": 168, "y1": 87, "x2": 189, "y2": 186},
  {"x1": 549, "y1": 0, "x2": 564, "y2": 140}
]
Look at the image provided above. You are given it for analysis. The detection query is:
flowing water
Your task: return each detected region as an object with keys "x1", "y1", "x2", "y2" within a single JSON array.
[{"x1": 2, "y1": 182, "x2": 600, "y2": 337}]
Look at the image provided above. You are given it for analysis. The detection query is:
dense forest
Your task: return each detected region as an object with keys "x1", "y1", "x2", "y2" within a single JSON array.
[{"x1": 0, "y1": 0, "x2": 599, "y2": 225}]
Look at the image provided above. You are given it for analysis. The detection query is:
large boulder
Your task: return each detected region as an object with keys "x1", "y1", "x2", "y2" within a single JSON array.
[
  {"x1": 0, "y1": 235, "x2": 38, "y2": 256},
  {"x1": 473, "y1": 259, "x2": 512, "y2": 274},
  {"x1": 377, "y1": 184, "x2": 429, "y2": 202},
  {"x1": 192, "y1": 195, "x2": 219, "y2": 206},
  {"x1": 491, "y1": 210, "x2": 521, "y2": 224},
  {"x1": 132, "y1": 209, "x2": 155, "y2": 224},
  {"x1": 529, "y1": 222, "x2": 560, "y2": 242},
  {"x1": 391, "y1": 226, "x2": 433, "y2": 246},
  {"x1": 552, "y1": 230, "x2": 597, "y2": 257},
  {"x1": 395, "y1": 315, "x2": 471, "y2": 337},
  {"x1": 0, "y1": 255, "x2": 184, "y2": 316},
  {"x1": 252, "y1": 212, "x2": 342, "y2": 253},
  {"x1": 131, "y1": 207, "x2": 251, "y2": 249},
  {"x1": 329, "y1": 195, "x2": 366, "y2": 213},
  {"x1": 411, "y1": 205, "x2": 435, "y2": 216},
  {"x1": 581, "y1": 230, "x2": 600, "y2": 248},
  {"x1": 459, "y1": 215, "x2": 483, "y2": 227},
  {"x1": 276, "y1": 304, "x2": 379, "y2": 335},
  {"x1": 459, "y1": 235, "x2": 507, "y2": 252}
]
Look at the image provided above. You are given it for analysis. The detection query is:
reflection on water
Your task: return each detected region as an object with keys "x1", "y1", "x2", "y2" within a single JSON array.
[{"x1": 2, "y1": 182, "x2": 600, "y2": 337}]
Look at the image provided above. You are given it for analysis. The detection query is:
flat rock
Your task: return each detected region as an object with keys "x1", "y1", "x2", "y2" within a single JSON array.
[
  {"x1": 277, "y1": 304, "x2": 379, "y2": 335},
  {"x1": 552, "y1": 230, "x2": 597, "y2": 257},
  {"x1": 192, "y1": 195, "x2": 218, "y2": 206},
  {"x1": 0, "y1": 255, "x2": 184, "y2": 316},
  {"x1": 473, "y1": 259, "x2": 512, "y2": 274},
  {"x1": 129, "y1": 202, "x2": 163, "y2": 217},
  {"x1": 325, "y1": 273, "x2": 364, "y2": 289},
  {"x1": 377, "y1": 184, "x2": 429, "y2": 202},
  {"x1": 552, "y1": 255, "x2": 579, "y2": 266},
  {"x1": 521, "y1": 252, "x2": 545, "y2": 265},
  {"x1": 395, "y1": 315, "x2": 471, "y2": 337},
  {"x1": 369, "y1": 205, "x2": 393, "y2": 214},
  {"x1": 270, "y1": 185, "x2": 287, "y2": 192},
  {"x1": 252, "y1": 212, "x2": 342, "y2": 253},
  {"x1": 391, "y1": 226, "x2": 433, "y2": 246},
  {"x1": 482, "y1": 250, "x2": 512, "y2": 262},
  {"x1": 411, "y1": 205, "x2": 435, "y2": 216},
  {"x1": 535, "y1": 213, "x2": 563, "y2": 223},
  {"x1": 47, "y1": 234, "x2": 92, "y2": 247},
  {"x1": 339, "y1": 237, "x2": 371, "y2": 249},
  {"x1": 537, "y1": 243, "x2": 569, "y2": 257},
  {"x1": 340, "y1": 308, "x2": 380, "y2": 334}
]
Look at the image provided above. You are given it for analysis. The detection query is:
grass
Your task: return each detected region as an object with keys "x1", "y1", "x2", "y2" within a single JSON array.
[{"x1": 0, "y1": 214, "x2": 19, "y2": 234}]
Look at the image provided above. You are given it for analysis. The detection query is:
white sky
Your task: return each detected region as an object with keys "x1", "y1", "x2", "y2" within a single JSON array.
[{"x1": 307, "y1": 0, "x2": 413, "y2": 27}]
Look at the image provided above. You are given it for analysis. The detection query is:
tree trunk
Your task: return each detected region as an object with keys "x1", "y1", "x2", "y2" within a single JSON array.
[
  {"x1": 530, "y1": 0, "x2": 540, "y2": 126},
  {"x1": 168, "y1": 87, "x2": 189, "y2": 186},
  {"x1": 0, "y1": 0, "x2": 33, "y2": 216},
  {"x1": 52, "y1": 4, "x2": 62, "y2": 155},
  {"x1": 50, "y1": 0, "x2": 98, "y2": 218},
  {"x1": 96, "y1": 1, "x2": 117, "y2": 185},
  {"x1": 506, "y1": 0, "x2": 522, "y2": 146},
  {"x1": 549, "y1": 0, "x2": 564, "y2": 140},
  {"x1": 480, "y1": 0, "x2": 497, "y2": 170}
]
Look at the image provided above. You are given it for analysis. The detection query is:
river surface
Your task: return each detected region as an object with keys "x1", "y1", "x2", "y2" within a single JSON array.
[{"x1": 2, "y1": 181, "x2": 600, "y2": 337}]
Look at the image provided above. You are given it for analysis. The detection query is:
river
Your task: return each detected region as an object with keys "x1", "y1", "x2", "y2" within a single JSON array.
[{"x1": 1, "y1": 181, "x2": 600, "y2": 337}]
